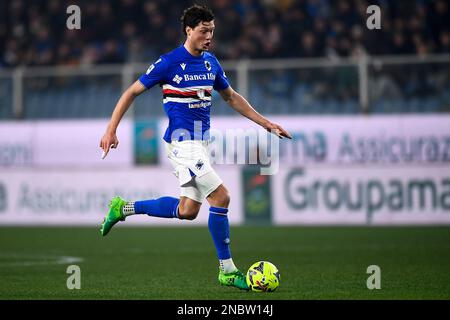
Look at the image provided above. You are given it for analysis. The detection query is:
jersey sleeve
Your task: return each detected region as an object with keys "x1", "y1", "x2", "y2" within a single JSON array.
[
  {"x1": 138, "y1": 57, "x2": 168, "y2": 89},
  {"x1": 213, "y1": 60, "x2": 230, "y2": 91}
]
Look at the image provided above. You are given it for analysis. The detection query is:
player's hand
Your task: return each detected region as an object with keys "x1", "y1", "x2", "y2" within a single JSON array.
[
  {"x1": 100, "y1": 131, "x2": 119, "y2": 159},
  {"x1": 264, "y1": 121, "x2": 292, "y2": 139}
]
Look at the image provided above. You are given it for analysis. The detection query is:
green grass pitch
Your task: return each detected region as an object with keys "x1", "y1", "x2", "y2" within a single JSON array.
[{"x1": 0, "y1": 226, "x2": 449, "y2": 299}]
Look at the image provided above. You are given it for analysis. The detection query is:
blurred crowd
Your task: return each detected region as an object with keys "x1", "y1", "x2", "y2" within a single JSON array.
[{"x1": 1, "y1": 0, "x2": 450, "y2": 68}]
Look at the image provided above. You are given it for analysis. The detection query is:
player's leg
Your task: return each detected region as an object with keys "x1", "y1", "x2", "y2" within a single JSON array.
[
  {"x1": 207, "y1": 184, "x2": 233, "y2": 270},
  {"x1": 204, "y1": 181, "x2": 249, "y2": 290},
  {"x1": 100, "y1": 195, "x2": 181, "y2": 236},
  {"x1": 101, "y1": 142, "x2": 206, "y2": 236},
  {"x1": 101, "y1": 180, "x2": 204, "y2": 236},
  {"x1": 123, "y1": 195, "x2": 201, "y2": 221}
]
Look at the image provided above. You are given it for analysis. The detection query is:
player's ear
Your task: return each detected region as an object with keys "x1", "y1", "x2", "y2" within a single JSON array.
[{"x1": 186, "y1": 26, "x2": 192, "y2": 37}]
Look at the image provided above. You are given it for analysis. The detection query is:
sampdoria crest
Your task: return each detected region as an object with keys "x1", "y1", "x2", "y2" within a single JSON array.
[{"x1": 204, "y1": 60, "x2": 211, "y2": 71}]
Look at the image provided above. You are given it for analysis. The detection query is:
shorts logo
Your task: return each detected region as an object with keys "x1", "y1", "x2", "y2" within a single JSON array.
[
  {"x1": 173, "y1": 74, "x2": 182, "y2": 84},
  {"x1": 204, "y1": 60, "x2": 211, "y2": 71},
  {"x1": 195, "y1": 159, "x2": 204, "y2": 170}
]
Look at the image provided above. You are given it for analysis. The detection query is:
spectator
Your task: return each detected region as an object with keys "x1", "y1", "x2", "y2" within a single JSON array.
[{"x1": 0, "y1": 0, "x2": 449, "y2": 68}]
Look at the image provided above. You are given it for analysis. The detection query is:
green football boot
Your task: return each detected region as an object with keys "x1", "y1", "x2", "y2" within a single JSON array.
[
  {"x1": 218, "y1": 269, "x2": 250, "y2": 291},
  {"x1": 100, "y1": 196, "x2": 127, "y2": 236}
]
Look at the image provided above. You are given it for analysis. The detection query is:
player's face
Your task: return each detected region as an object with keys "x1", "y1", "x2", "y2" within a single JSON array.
[{"x1": 187, "y1": 20, "x2": 215, "y2": 52}]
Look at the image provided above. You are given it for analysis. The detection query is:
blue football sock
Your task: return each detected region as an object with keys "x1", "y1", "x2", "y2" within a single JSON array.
[
  {"x1": 208, "y1": 206, "x2": 231, "y2": 260},
  {"x1": 134, "y1": 197, "x2": 179, "y2": 218}
]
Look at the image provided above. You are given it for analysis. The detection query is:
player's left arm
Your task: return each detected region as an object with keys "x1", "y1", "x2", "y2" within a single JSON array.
[{"x1": 219, "y1": 86, "x2": 292, "y2": 139}]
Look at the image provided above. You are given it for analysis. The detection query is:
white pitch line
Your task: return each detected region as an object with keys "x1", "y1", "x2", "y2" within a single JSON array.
[{"x1": 0, "y1": 254, "x2": 84, "y2": 267}]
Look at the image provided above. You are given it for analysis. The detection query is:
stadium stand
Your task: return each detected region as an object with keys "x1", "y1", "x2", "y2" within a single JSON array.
[{"x1": 0, "y1": 0, "x2": 449, "y2": 118}]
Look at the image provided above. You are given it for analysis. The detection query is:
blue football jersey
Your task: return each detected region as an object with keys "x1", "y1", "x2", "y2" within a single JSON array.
[{"x1": 138, "y1": 45, "x2": 230, "y2": 142}]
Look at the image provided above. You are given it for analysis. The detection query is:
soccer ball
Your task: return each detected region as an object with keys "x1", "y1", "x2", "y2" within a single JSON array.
[{"x1": 246, "y1": 261, "x2": 280, "y2": 292}]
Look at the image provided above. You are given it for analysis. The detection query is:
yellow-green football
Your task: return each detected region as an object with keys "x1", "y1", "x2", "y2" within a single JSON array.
[{"x1": 246, "y1": 261, "x2": 280, "y2": 292}]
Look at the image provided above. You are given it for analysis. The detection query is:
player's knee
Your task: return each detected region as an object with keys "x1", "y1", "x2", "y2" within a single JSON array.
[
  {"x1": 215, "y1": 188, "x2": 230, "y2": 208},
  {"x1": 222, "y1": 190, "x2": 230, "y2": 207},
  {"x1": 178, "y1": 207, "x2": 199, "y2": 220}
]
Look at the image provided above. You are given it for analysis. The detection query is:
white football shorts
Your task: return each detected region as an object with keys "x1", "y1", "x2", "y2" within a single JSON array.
[{"x1": 165, "y1": 140, "x2": 223, "y2": 203}]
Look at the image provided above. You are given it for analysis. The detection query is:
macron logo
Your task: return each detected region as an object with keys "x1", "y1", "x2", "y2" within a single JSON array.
[
  {"x1": 180, "y1": 63, "x2": 186, "y2": 70},
  {"x1": 173, "y1": 74, "x2": 182, "y2": 84}
]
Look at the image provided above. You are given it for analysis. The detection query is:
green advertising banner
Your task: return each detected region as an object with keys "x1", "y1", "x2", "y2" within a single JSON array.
[
  {"x1": 134, "y1": 120, "x2": 159, "y2": 165},
  {"x1": 242, "y1": 166, "x2": 272, "y2": 225}
]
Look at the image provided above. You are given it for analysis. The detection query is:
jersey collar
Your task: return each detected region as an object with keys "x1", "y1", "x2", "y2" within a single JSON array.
[{"x1": 181, "y1": 44, "x2": 204, "y2": 59}]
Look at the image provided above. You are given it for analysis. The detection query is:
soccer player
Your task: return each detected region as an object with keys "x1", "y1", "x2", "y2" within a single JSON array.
[{"x1": 99, "y1": 5, "x2": 291, "y2": 291}]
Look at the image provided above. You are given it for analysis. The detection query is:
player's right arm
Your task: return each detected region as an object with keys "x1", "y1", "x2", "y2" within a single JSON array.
[
  {"x1": 100, "y1": 57, "x2": 168, "y2": 158},
  {"x1": 100, "y1": 80, "x2": 146, "y2": 158}
]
